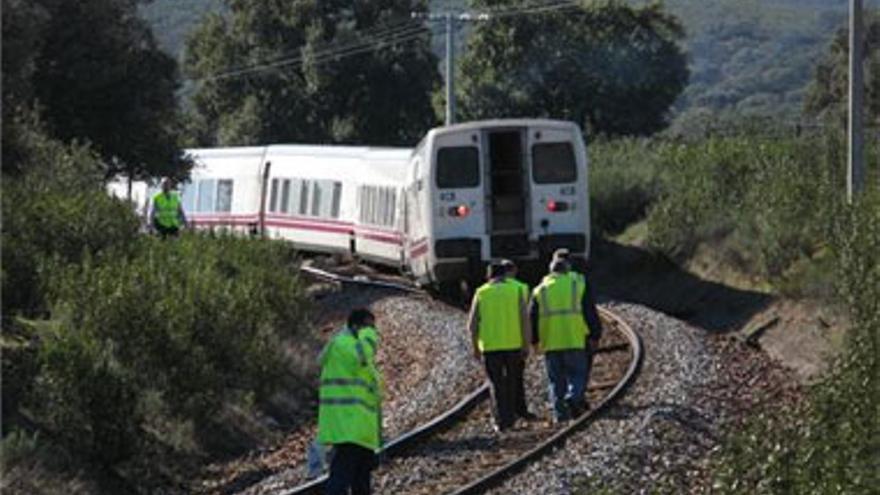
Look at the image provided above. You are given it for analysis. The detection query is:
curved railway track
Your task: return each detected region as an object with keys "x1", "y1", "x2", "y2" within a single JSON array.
[{"x1": 284, "y1": 267, "x2": 642, "y2": 495}]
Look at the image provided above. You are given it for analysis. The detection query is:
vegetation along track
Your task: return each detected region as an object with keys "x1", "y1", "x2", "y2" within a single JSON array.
[{"x1": 290, "y1": 266, "x2": 643, "y2": 495}]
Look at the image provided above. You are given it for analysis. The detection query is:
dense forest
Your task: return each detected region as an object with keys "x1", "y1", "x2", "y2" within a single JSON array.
[{"x1": 141, "y1": 0, "x2": 872, "y2": 131}]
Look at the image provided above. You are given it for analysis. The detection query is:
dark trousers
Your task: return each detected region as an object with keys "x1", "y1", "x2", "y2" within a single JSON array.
[
  {"x1": 484, "y1": 350, "x2": 525, "y2": 429},
  {"x1": 325, "y1": 443, "x2": 375, "y2": 495},
  {"x1": 153, "y1": 221, "x2": 179, "y2": 239}
]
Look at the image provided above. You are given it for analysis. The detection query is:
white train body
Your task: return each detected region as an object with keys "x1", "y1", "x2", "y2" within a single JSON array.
[{"x1": 118, "y1": 119, "x2": 590, "y2": 284}]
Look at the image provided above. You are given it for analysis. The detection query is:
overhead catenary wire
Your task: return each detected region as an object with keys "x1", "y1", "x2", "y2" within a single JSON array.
[
  {"x1": 197, "y1": 21, "x2": 433, "y2": 82},
  {"x1": 189, "y1": 0, "x2": 584, "y2": 83}
]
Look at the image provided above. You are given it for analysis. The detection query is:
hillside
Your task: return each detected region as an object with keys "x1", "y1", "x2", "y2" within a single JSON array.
[{"x1": 141, "y1": 0, "x2": 868, "y2": 123}]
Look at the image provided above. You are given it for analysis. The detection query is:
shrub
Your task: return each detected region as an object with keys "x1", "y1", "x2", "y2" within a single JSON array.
[
  {"x1": 589, "y1": 138, "x2": 663, "y2": 236},
  {"x1": 28, "y1": 233, "x2": 310, "y2": 464},
  {"x1": 710, "y1": 190, "x2": 880, "y2": 494}
]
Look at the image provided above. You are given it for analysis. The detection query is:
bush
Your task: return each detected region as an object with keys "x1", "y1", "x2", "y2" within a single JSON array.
[
  {"x1": 645, "y1": 133, "x2": 843, "y2": 281},
  {"x1": 1, "y1": 117, "x2": 140, "y2": 319},
  {"x1": 28, "y1": 234, "x2": 310, "y2": 464},
  {"x1": 710, "y1": 190, "x2": 880, "y2": 494},
  {"x1": 589, "y1": 138, "x2": 663, "y2": 236}
]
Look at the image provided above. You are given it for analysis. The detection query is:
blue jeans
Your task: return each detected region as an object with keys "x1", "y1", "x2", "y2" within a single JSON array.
[{"x1": 545, "y1": 349, "x2": 587, "y2": 420}]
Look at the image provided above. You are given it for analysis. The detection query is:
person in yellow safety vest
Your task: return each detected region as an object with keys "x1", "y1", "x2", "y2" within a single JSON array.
[
  {"x1": 318, "y1": 308, "x2": 383, "y2": 495},
  {"x1": 530, "y1": 257, "x2": 592, "y2": 421},
  {"x1": 151, "y1": 178, "x2": 187, "y2": 238},
  {"x1": 467, "y1": 261, "x2": 532, "y2": 432},
  {"x1": 499, "y1": 259, "x2": 538, "y2": 422},
  {"x1": 549, "y1": 249, "x2": 604, "y2": 398}
]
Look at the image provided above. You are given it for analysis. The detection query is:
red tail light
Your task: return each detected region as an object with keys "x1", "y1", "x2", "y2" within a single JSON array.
[
  {"x1": 448, "y1": 204, "x2": 470, "y2": 217},
  {"x1": 547, "y1": 200, "x2": 569, "y2": 212}
]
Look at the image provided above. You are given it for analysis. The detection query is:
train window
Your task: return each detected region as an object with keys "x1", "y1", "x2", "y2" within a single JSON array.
[
  {"x1": 299, "y1": 180, "x2": 310, "y2": 215},
  {"x1": 331, "y1": 182, "x2": 342, "y2": 218},
  {"x1": 311, "y1": 181, "x2": 323, "y2": 216},
  {"x1": 181, "y1": 183, "x2": 197, "y2": 213},
  {"x1": 437, "y1": 147, "x2": 479, "y2": 188},
  {"x1": 532, "y1": 142, "x2": 577, "y2": 184},
  {"x1": 197, "y1": 179, "x2": 216, "y2": 212},
  {"x1": 287, "y1": 178, "x2": 302, "y2": 215},
  {"x1": 279, "y1": 179, "x2": 291, "y2": 214},
  {"x1": 216, "y1": 180, "x2": 234, "y2": 212},
  {"x1": 269, "y1": 178, "x2": 279, "y2": 213}
]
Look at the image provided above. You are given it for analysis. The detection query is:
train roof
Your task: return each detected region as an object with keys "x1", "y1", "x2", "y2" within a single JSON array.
[
  {"x1": 428, "y1": 118, "x2": 582, "y2": 136},
  {"x1": 184, "y1": 144, "x2": 414, "y2": 184}
]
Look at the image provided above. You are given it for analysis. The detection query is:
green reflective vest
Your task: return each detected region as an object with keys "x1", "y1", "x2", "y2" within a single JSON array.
[
  {"x1": 533, "y1": 272, "x2": 589, "y2": 351},
  {"x1": 506, "y1": 277, "x2": 529, "y2": 304},
  {"x1": 475, "y1": 280, "x2": 524, "y2": 352},
  {"x1": 153, "y1": 192, "x2": 182, "y2": 229},
  {"x1": 317, "y1": 328, "x2": 382, "y2": 451}
]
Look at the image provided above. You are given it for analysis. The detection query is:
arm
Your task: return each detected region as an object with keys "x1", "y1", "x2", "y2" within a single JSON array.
[
  {"x1": 582, "y1": 279, "x2": 603, "y2": 343},
  {"x1": 519, "y1": 296, "x2": 531, "y2": 356},
  {"x1": 529, "y1": 298, "x2": 540, "y2": 349},
  {"x1": 467, "y1": 298, "x2": 481, "y2": 360}
]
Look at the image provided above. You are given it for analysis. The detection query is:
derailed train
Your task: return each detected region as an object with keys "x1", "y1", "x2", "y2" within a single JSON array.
[{"x1": 112, "y1": 119, "x2": 590, "y2": 286}]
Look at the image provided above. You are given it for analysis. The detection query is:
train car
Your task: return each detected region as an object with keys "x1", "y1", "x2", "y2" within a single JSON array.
[
  {"x1": 262, "y1": 145, "x2": 410, "y2": 266},
  {"x1": 405, "y1": 119, "x2": 589, "y2": 285},
  {"x1": 113, "y1": 119, "x2": 589, "y2": 286}
]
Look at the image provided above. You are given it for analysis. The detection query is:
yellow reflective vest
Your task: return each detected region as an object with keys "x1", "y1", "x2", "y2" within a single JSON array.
[
  {"x1": 474, "y1": 280, "x2": 524, "y2": 352},
  {"x1": 317, "y1": 328, "x2": 382, "y2": 451},
  {"x1": 533, "y1": 272, "x2": 589, "y2": 351},
  {"x1": 153, "y1": 192, "x2": 182, "y2": 229}
]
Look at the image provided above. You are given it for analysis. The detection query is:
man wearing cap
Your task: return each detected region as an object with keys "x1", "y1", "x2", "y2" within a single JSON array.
[
  {"x1": 530, "y1": 253, "x2": 596, "y2": 421},
  {"x1": 467, "y1": 261, "x2": 532, "y2": 432},
  {"x1": 549, "y1": 249, "x2": 604, "y2": 395}
]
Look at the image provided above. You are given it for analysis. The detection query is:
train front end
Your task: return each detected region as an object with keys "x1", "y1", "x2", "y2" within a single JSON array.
[{"x1": 421, "y1": 119, "x2": 589, "y2": 285}]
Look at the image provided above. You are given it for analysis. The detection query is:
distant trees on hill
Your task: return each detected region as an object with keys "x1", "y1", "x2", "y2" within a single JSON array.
[
  {"x1": 183, "y1": 0, "x2": 441, "y2": 147},
  {"x1": 1, "y1": 0, "x2": 187, "y2": 180},
  {"x1": 457, "y1": 1, "x2": 689, "y2": 136}
]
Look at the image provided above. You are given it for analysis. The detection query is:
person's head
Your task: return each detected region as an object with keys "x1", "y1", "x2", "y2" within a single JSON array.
[
  {"x1": 347, "y1": 308, "x2": 375, "y2": 330},
  {"x1": 161, "y1": 178, "x2": 174, "y2": 193},
  {"x1": 551, "y1": 248, "x2": 570, "y2": 262},
  {"x1": 486, "y1": 260, "x2": 506, "y2": 280},
  {"x1": 550, "y1": 258, "x2": 570, "y2": 274},
  {"x1": 500, "y1": 259, "x2": 517, "y2": 278}
]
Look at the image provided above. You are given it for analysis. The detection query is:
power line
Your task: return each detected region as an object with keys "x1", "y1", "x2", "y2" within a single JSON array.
[{"x1": 196, "y1": 23, "x2": 431, "y2": 82}]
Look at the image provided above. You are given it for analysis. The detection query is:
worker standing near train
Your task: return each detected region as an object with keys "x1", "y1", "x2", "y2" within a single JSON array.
[
  {"x1": 500, "y1": 259, "x2": 538, "y2": 422},
  {"x1": 318, "y1": 308, "x2": 383, "y2": 495},
  {"x1": 549, "y1": 249, "x2": 604, "y2": 395},
  {"x1": 150, "y1": 178, "x2": 187, "y2": 237},
  {"x1": 530, "y1": 255, "x2": 592, "y2": 421},
  {"x1": 467, "y1": 261, "x2": 532, "y2": 432}
]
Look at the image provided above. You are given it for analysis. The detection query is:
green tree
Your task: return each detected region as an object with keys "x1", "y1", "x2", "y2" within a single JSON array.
[
  {"x1": 184, "y1": 0, "x2": 441, "y2": 146},
  {"x1": 805, "y1": 12, "x2": 880, "y2": 126},
  {"x1": 457, "y1": 0, "x2": 689, "y2": 136},
  {"x1": 1, "y1": 0, "x2": 187, "y2": 180}
]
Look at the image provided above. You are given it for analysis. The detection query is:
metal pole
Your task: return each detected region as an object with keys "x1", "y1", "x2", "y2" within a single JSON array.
[
  {"x1": 445, "y1": 13, "x2": 456, "y2": 126},
  {"x1": 848, "y1": 0, "x2": 865, "y2": 204}
]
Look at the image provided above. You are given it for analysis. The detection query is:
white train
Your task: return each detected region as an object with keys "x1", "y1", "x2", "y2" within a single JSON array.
[{"x1": 113, "y1": 119, "x2": 590, "y2": 286}]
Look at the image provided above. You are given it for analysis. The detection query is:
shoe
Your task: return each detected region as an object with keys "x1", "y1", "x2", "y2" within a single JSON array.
[{"x1": 493, "y1": 420, "x2": 514, "y2": 433}]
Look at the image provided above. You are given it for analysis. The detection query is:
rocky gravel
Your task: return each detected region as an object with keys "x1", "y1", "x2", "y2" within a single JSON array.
[
  {"x1": 486, "y1": 301, "x2": 801, "y2": 495},
  {"x1": 201, "y1": 284, "x2": 484, "y2": 494}
]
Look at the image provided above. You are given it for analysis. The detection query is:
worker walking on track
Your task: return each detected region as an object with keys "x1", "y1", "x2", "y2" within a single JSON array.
[
  {"x1": 468, "y1": 261, "x2": 532, "y2": 432},
  {"x1": 549, "y1": 249, "x2": 604, "y2": 392},
  {"x1": 318, "y1": 308, "x2": 383, "y2": 495},
  {"x1": 151, "y1": 178, "x2": 186, "y2": 238},
  {"x1": 531, "y1": 255, "x2": 593, "y2": 421},
  {"x1": 500, "y1": 259, "x2": 538, "y2": 422}
]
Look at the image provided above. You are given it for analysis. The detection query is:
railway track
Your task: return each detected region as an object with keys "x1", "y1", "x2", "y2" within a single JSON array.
[{"x1": 284, "y1": 266, "x2": 642, "y2": 495}]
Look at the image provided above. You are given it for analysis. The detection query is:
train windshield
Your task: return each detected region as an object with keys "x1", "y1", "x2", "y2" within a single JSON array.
[
  {"x1": 532, "y1": 142, "x2": 576, "y2": 184},
  {"x1": 436, "y1": 146, "x2": 480, "y2": 188}
]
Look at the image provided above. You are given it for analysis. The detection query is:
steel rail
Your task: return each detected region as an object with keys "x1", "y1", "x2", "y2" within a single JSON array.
[{"x1": 288, "y1": 267, "x2": 642, "y2": 495}]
